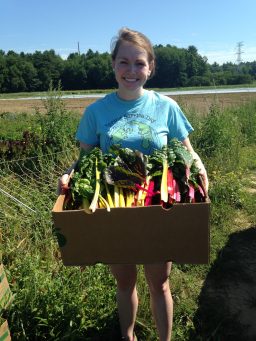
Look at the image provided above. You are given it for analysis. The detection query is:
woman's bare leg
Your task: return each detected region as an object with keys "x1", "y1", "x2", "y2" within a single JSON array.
[
  {"x1": 144, "y1": 262, "x2": 173, "y2": 341},
  {"x1": 110, "y1": 264, "x2": 138, "y2": 341}
]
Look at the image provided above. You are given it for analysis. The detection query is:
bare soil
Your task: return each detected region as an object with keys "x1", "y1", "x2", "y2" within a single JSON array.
[{"x1": 1, "y1": 92, "x2": 256, "y2": 115}]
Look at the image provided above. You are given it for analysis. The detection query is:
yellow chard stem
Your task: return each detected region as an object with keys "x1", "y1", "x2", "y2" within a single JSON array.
[
  {"x1": 161, "y1": 159, "x2": 168, "y2": 203},
  {"x1": 105, "y1": 182, "x2": 114, "y2": 208},
  {"x1": 99, "y1": 194, "x2": 111, "y2": 212},
  {"x1": 126, "y1": 190, "x2": 134, "y2": 207},
  {"x1": 119, "y1": 187, "x2": 126, "y2": 207},
  {"x1": 140, "y1": 176, "x2": 151, "y2": 206},
  {"x1": 114, "y1": 185, "x2": 119, "y2": 207},
  {"x1": 89, "y1": 158, "x2": 101, "y2": 212}
]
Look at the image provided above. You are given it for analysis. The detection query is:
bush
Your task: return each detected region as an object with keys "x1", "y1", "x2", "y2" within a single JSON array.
[
  {"x1": 209, "y1": 171, "x2": 243, "y2": 209},
  {"x1": 231, "y1": 100, "x2": 256, "y2": 144},
  {"x1": 36, "y1": 84, "x2": 80, "y2": 153},
  {"x1": 0, "y1": 85, "x2": 80, "y2": 160},
  {"x1": 186, "y1": 75, "x2": 212, "y2": 87},
  {"x1": 191, "y1": 104, "x2": 244, "y2": 172}
]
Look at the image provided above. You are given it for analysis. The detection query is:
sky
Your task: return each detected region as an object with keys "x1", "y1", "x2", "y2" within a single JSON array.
[{"x1": 0, "y1": 0, "x2": 255, "y2": 65}]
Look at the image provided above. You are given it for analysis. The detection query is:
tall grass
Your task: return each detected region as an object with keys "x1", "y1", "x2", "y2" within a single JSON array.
[{"x1": 0, "y1": 93, "x2": 256, "y2": 340}]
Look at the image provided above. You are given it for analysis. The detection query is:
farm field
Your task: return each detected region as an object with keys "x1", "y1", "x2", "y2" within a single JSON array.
[
  {"x1": 1, "y1": 91, "x2": 256, "y2": 115},
  {"x1": 0, "y1": 90, "x2": 256, "y2": 340}
]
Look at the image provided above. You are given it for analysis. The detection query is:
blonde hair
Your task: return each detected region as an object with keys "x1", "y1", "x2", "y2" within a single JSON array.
[{"x1": 111, "y1": 27, "x2": 156, "y2": 78}]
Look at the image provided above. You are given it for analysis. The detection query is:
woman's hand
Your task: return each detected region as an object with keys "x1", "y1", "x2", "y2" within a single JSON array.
[
  {"x1": 191, "y1": 151, "x2": 209, "y2": 195},
  {"x1": 57, "y1": 173, "x2": 71, "y2": 195},
  {"x1": 57, "y1": 144, "x2": 94, "y2": 196},
  {"x1": 182, "y1": 137, "x2": 209, "y2": 195},
  {"x1": 57, "y1": 164, "x2": 76, "y2": 195}
]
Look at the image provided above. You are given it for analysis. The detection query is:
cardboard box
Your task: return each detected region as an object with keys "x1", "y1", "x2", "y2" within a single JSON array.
[
  {"x1": 52, "y1": 194, "x2": 210, "y2": 265},
  {"x1": 0, "y1": 320, "x2": 11, "y2": 341},
  {"x1": 0, "y1": 264, "x2": 13, "y2": 311}
]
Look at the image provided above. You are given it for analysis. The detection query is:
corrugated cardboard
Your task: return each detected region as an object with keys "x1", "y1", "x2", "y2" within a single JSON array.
[
  {"x1": 0, "y1": 264, "x2": 13, "y2": 311},
  {"x1": 52, "y1": 194, "x2": 210, "y2": 265},
  {"x1": 0, "y1": 320, "x2": 11, "y2": 341}
]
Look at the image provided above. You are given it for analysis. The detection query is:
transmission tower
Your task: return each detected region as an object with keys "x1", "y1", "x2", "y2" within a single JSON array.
[{"x1": 236, "y1": 41, "x2": 244, "y2": 64}]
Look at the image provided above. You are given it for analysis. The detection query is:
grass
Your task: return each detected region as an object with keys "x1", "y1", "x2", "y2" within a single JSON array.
[{"x1": 0, "y1": 91, "x2": 256, "y2": 340}]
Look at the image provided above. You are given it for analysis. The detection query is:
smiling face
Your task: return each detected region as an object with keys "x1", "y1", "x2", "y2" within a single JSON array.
[{"x1": 112, "y1": 41, "x2": 154, "y2": 100}]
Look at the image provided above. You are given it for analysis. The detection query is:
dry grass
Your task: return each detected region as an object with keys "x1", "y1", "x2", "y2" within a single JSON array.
[
  {"x1": 1, "y1": 92, "x2": 256, "y2": 115},
  {"x1": 173, "y1": 92, "x2": 256, "y2": 115},
  {"x1": 0, "y1": 98, "x2": 95, "y2": 115}
]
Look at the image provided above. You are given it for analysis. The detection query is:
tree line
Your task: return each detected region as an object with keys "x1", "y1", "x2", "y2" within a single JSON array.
[{"x1": 0, "y1": 45, "x2": 255, "y2": 93}]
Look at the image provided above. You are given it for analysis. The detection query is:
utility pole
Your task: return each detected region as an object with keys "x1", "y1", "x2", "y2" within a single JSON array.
[
  {"x1": 77, "y1": 42, "x2": 80, "y2": 55},
  {"x1": 236, "y1": 41, "x2": 244, "y2": 65}
]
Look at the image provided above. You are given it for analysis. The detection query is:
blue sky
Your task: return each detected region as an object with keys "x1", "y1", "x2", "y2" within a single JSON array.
[{"x1": 0, "y1": 0, "x2": 255, "y2": 65}]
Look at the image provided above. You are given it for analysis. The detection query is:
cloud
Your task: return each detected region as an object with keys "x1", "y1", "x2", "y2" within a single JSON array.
[
  {"x1": 199, "y1": 44, "x2": 256, "y2": 64},
  {"x1": 245, "y1": 46, "x2": 256, "y2": 62}
]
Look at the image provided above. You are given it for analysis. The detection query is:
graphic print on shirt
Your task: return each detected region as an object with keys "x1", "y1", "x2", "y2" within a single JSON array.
[{"x1": 105, "y1": 114, "x2": 161, "y2": 154}]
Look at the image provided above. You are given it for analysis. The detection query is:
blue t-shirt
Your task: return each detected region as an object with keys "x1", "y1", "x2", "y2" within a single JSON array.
[{"x1": 76, "y1": 90, "x2": 193, "y2": 155}]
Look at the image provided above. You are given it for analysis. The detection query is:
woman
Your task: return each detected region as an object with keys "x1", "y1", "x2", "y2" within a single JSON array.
[{"x1": 61, "y1": 28, "x2": 208, "y2": 341}]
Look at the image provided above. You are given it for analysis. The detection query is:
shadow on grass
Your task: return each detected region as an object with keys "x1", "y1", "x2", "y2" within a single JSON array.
[
  {"x1": 190, "y1": 226, "x2": 256, "y2": 341},
  {"x1": 62, "y1": 312, "x2": 121, "y2": 341},
  {"x1": 79, "y1": 314, "x2": 153, "y2": 341}
]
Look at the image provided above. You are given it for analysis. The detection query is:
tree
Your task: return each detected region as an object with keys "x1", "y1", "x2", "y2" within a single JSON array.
[
  {"x1": 5, "y1": 51, "x2": 26, "y2": 92},
  {"x1": 185, "y1": 45, "x2": 208, "y2": 79},
  {"x1": 61, "y1": 53, "x2": 88, "y2": 90},
  {"x1": 31, "y1": 50, "x2": 64, "y2": 90},
  {"x1": 85, "y1": 51, "x2": 115, "y2": 89},
  {"x1": 0, "y1": 52, "x2": 7, "y2": 92},
  {"x1": 150, "y1": 46, "x2": 187, "y2": 87},
  {"x1": 0, "y1": 45, "x2": 254, "y2": 93}
]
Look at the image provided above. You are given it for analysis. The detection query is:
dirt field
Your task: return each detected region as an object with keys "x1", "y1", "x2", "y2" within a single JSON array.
[{"x1": 0, "y1": 92, "x2": 256, "y2": 115}]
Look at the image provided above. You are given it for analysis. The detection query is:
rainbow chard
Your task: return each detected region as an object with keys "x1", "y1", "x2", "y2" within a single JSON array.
[
  {"x1": 89, "y1": 158, "x2": 101, "y2": 212},
  {"x1": 67, "y1": 140, "x2": 206, "y2": 211},
  {"x1": 196, "y1": 184, "x2": 206, "y2": 202},
  {"x1": 104, "y1": 146, "x2": 147, "y2": 207},
  {"x1": 68, "y1": 147, "x2": 109, "y2": 212},
  {"x1": 114, "y1": 185, "x2": 119, "y2": 207},
  {"x1": 188, "y1": 183, "x2": 195, "y2": 203},
  {"x1": 145, "y1": 180, "x2": 155, "y2": 206},
  {"x1": 82, "y1": 197, "x2": 92, "y2": 214},
  {"x1": 167, "y1": 168, "x2": 175, "y2": 203},
  {"x1": 140, "y1": 176, "x2": 151, "y2": 206},
  {"x1": 98, "y1": 193, "x2": 111, "y2": 212},
  {"x1": 147, "y1": 146, "x2": 168, "y2": 205},
  {"x1": 198, "y1": 185, "x2": 205, "y2": 197},
  {"x1": 119, "y1": 187, "x2": 126, "y2": 207},
  {"x1": 104, "y1": 182, "x2": 114, "y2": 208},
  {"x1": 126, "y1": 189, "x2": 135, "y2": 207},
  {"x1": 172, "y1": 177, "x2": 181, "y2": 202},
  {"x1": 161, "y1": 158, "x2": 169, "y2": 203}
]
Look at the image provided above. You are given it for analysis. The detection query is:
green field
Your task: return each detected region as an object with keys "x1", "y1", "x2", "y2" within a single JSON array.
[{"x1": 0, "y1": 90, "x2": 256, "y2": 340}]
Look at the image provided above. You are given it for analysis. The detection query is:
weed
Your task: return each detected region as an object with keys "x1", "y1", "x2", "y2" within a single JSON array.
[{"x1": 0, "y1": 95, "x2": 256, "y2": 340}]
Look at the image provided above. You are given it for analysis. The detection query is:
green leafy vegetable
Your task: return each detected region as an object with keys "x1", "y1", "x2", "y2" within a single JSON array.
[{"x1": 64, "y1": 139, "x2": 206, "y2": 212}]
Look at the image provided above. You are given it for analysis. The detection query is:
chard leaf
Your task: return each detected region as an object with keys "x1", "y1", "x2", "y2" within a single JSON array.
[
  {"x1": 168, "y1": 138, "x2": 193, "y2": 167},
  {"x1": 110, "y1": 145, "x2": 147, "y2": 178},
  {"x1": 105, "y1": 165, "x2": 144, "y2": 189}
]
